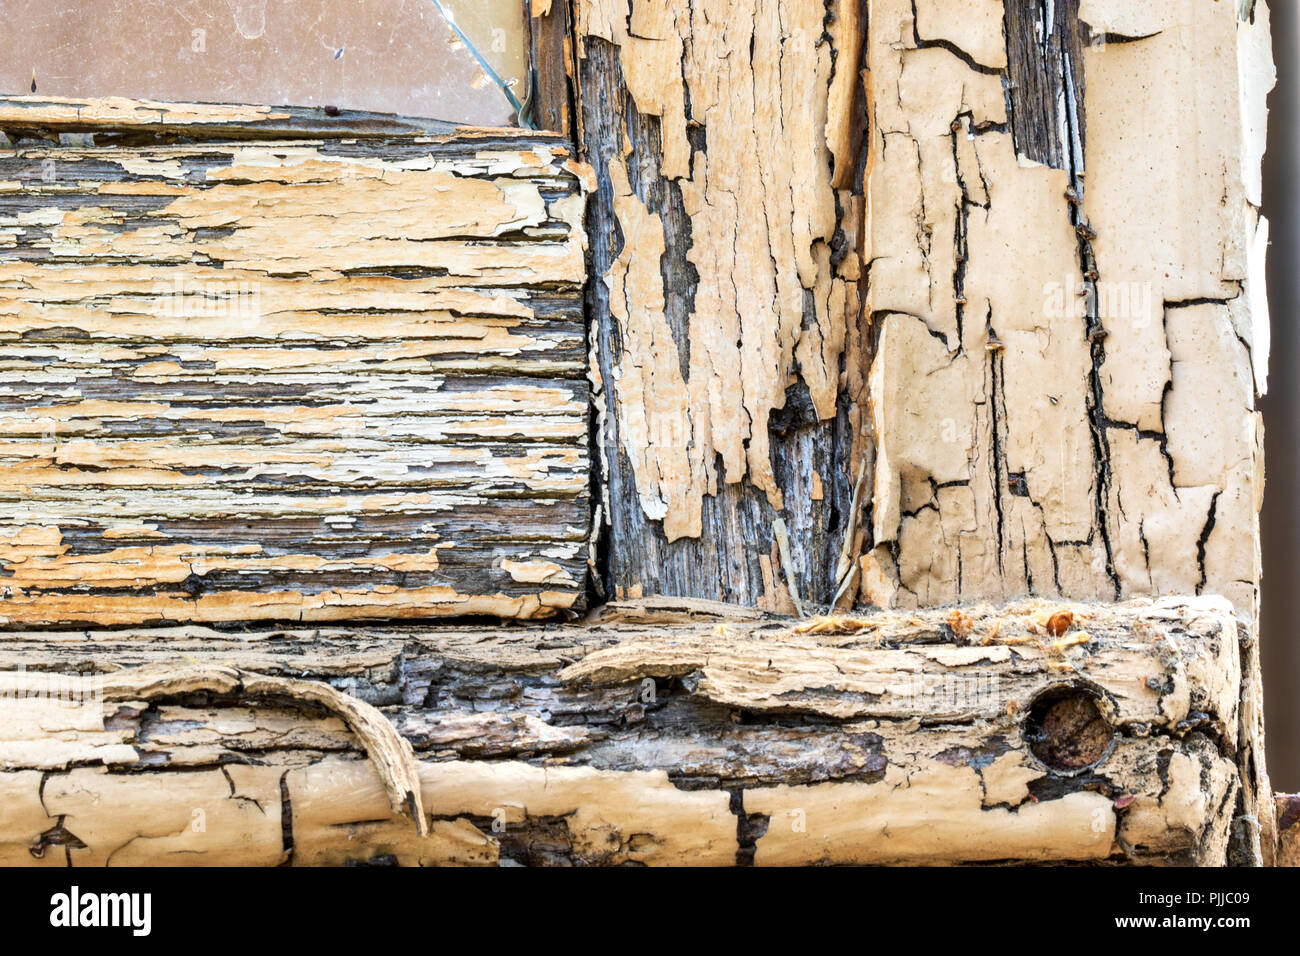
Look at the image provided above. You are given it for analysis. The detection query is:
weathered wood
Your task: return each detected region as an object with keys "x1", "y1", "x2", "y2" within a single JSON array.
[
  {"x1": 858, "y1": 2, "x2": 1276, "y2": 857},
  {"x1": 0, "y1": 108, "x2": 593, "y2": 625},
  {"x1": 526, "y1": 0, "x2": 579, "y2": 137},
  {"x1": 864, "y1": 0, "x2": 1271, "y2": 616},
  {"x1": 0, "y1": 95, "x2": 467, "y2": 141},
  {"x1": 577, "y1": 0, "x2": 871, "y2": 612},
  {"x1": 577, "y1": 0, "x2": 1274, "y2": 632},
  {"x1": 0, "y1": 596, "x2": 1265, "y2": 865},
  {"x1": 0, "y1": 3, "x2": 1283, "y2": 872},
  {"x1": 1277, "y1": 794, "x2": 1300, "y2": 867}
]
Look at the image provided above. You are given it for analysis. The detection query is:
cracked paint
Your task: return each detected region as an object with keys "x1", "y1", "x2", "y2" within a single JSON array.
[
  {"x1": 0, "y1": 595, "x2": 1250, "y2": 866},
  {"x1": 0, "y1": 107, "x2": 592, "y2": 624},
  {"x1": 580, "y1": 0, "x2": 863, "y2": 545},
  {"x1": 864, "y1": 0, "x2": 1272, "y2": 617}
]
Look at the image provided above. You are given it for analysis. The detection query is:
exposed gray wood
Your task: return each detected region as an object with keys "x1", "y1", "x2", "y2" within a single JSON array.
[
  {"x1": 577, "y1": 0, "x2": 870, "y2": 611},
  {"x1": 0, "y1": 596, "x2": 1261, "y2": 865},
  {"x1": 1003, "y1": 0, "x2": 1087, "y2": 170},
  {"x1": 526, "y1": 0, "x2": 578, "y2": 137},
  {"x1": 0, "y1": 107, "x2": 593, "y2": 625}
]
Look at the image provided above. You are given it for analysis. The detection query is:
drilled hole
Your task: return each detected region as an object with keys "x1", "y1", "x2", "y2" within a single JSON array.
[{"x1": 1022, "y1": 684, "x2": 1115, "y2": 773}]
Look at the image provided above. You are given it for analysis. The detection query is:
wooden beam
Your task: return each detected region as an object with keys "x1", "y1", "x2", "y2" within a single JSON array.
[
  {"x1": 864, "y1": 0, "x2": 1271, "y2": 615},
  {"x1": 0, "y1": 106, "x2": 594, "y2": 625},
  {"x1": 576, "y1": 0, "x2": 871, "y2": 610},
  {"x1": 574, "y1": 0, "x2": 1273, "y2": 633},
  {"x1": 0, "y1": 596, "x2": 1268, "y2": 865},
  {"x1": 526, "y1": 0, "x2": 578, "y2": 137}
]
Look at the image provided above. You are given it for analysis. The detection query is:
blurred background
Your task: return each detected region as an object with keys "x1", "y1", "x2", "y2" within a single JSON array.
[{"x1": 1263, "y1": 1, "x2": 1298, "y2": 792}]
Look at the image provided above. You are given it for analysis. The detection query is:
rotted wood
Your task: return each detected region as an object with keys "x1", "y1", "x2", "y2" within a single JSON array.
[
  {"x1": 1277, "y1": 794, "x2": 1300, "y2": 867},
  {"x1": 575, "y1": 0, "x2": 1272, "y2": 625},
  {"x1": 856, "y1": 0, "x2": 1275, "y2": 857},
  {"x1": 0, "y1": 96, "x2": 466, "y2": 142},
  {"x1": 526, "y1": 0, "x2": 579, "y2": 138},
  {"x1": 0, "y1": 596, "x2": 1270, "y2": 866},
  {"x1": 0, "y1": 100, "x2": 594, "y2": 626},
  {"x1": 577, "y1": 0, "x2": 871, "y2": 612}
]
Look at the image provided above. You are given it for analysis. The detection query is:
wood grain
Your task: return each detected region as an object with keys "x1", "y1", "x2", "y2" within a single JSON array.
[
  {"x1": 577, "y1": 0, "x2": 871, "y2": 611},
  {"x1": 0, "y1": 111, "x2": 593, "y2": 625},
  {"x1": 862, "y1": 0, "x2": 1271, "y2": 621},
  {"x1": 0, "y1": 596, "x2": 1263, "y2": 865},
  {"x1": 527, "y1": 0, "x2": 578, "y2": 137}
]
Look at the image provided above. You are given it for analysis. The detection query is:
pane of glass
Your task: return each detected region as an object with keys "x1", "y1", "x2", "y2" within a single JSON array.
[{"x1": 1, "y1": 0, "x2": 528, "y2": 126}]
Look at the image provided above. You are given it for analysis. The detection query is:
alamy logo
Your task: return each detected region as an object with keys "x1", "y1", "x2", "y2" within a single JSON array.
[
  {"x1": 0, "y1": 670, "x2": 103, "y2": 710},
  {"x1": 49, "y1": 886, "x2": 151, "y2": 936},
  {"x1": 153, "y1": 276, "x2": 263, "y2": 320},
  {"x1": 1042, "y1": 275, "x2": 1154, "y2": 329}
]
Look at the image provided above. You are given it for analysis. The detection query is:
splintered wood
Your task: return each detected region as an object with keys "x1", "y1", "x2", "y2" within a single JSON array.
[
  {"x1": 579, "y1": 0, "x2": 1273, "y2": 624},
  {"x1": 0, "y1": 597, "x2": 1269, "y2": 866},
  {"x1": 0, "y1": 2, "x2": 1283, "y2": 870},
  {"x1": 0, "y1": 100, "x2": 592, "y2": 625},
  {"x1": 579, "y1": 0, "x2": 871, "y2": 609},
  {"x1": 862, "y1": 0, "x2": 1273, "y2": 618}
]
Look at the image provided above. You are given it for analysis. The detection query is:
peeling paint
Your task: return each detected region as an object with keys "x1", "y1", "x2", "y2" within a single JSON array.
[
  {"x1": 0, "y1": 113, "x2": 592, "y2": 624},
  {"x1": 864, "y1": 0, "x2": 1272, "y2": 618}
]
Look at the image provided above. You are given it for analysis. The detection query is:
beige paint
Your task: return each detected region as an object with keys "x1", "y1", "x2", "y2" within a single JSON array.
[
  {"x1": 864, "y1": 0, "x2": 1273, "y2": 618},
  {"x1": 0, "y1": 124, "x2": 591, "y2": 625},
  {"x1": 579, "y1": 0, "x2": 863, "y2": 539},
  {"x1": 0, "y1": 595, "x2": 1251, "y2": 866}
]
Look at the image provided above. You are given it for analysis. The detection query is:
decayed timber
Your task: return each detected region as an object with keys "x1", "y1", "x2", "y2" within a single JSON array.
[
  {"x1": 0, "y1": 103, "x2": 593, "y2": 625},
  {"x1": 0, "y1": 3, "x2": 1282, "y2": 872},
  {"x1": 854, "y1": 3, "x2": 1278, "y2": 856},
  {"x1": 0, "y1": 597, "x2": 1268, "y2": 866},
  {"x1": 578, "y1": 0, "x2": 871, "y2": 611},
  {"x1": 579, "y1": 0, "x2": 1274, "y2": 630},
  {"x1": 863, "y1": 0, "x2": 1272, "y2": 617},
  {"x1": 0, "y1": 96, "x2": 467, "y2": 141},
  {"x1": 527, "y1": 0, "x2": 579, "y2": 137}
]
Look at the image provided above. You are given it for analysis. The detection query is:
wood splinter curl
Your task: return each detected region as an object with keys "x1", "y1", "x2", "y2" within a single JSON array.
[{"x1": 1, "y1": 664, "x2": 428, "y2": 836}]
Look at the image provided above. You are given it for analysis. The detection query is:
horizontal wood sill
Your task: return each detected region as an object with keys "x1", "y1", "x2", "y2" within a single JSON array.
[{"x1": 0, "y1": 596, "x2": 1275, "y2": 866}]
